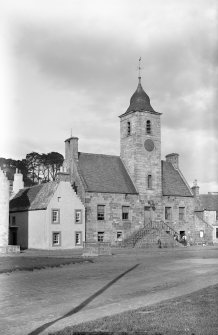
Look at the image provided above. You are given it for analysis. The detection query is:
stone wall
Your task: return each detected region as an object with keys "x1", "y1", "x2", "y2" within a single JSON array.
[
  {"x1": 85, "y1": 192, "x2": 146, "y2": 244},
  {"x1": 162, "y1": 195, "x2": 213, "y2": 244}
]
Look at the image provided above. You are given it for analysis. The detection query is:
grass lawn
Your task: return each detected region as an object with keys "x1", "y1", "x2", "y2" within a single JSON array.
[
  {"x1": 50, "y1": 284, "x2": 218, "y2": 335},
  {"x1": 0, "y1": 256, "x2": 93, "y2": 273}
]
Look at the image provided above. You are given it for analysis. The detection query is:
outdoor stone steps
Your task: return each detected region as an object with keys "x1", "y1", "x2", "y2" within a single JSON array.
[{"x1": 122, "y1": 220, "x2": 183, "y2": 248}]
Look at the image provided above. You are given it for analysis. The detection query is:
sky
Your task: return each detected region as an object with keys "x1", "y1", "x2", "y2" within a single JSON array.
[{"x1": 0, "y1": 0, "x2": 217, "y2": 194}]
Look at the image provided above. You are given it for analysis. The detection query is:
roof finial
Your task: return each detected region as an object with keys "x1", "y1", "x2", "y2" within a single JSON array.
[
  {"x1": 138, "y1": 57, "x2": 142, "y2": 83},
  {"x1": 70, "y1": 128, "x2": 72, "y2": 137}
]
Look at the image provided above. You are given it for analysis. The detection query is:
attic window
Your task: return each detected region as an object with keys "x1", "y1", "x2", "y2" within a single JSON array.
[
  {"x1": 146, "y1": 120, "x2": 151, "y2": 134},
  {"x1": 147, "y1": 175, "x2": 152, "y2": 189},
  {"x1": 127, "y1": 122, "x2": 131, "y2": 136}
]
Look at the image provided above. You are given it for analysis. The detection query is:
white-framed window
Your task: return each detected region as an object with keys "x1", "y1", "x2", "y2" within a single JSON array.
[
  {"x1": 52, "y1": 209, "x2": 60, "y2": 224},
  {"x1": 52, "y1": 232, "x2": 61, "y2": 246},
  {"x1": 98, "y1": 232, "x2": 104, "y2": 242},
  {"x1": 200, "y1": 230, "x2": 204, "y2": 238},
  {"x1": 216, "y1": 211, "x2": 218, "y2": 221},
  {"x1": 117, "y1": 231, "x2": 123, "y2": 241},
  {"x1": 179, "y1": 207, "x2": 185, "y2": 221},
  {"x1": 122, "y1": 206, "x2": 129, "y2": 220},
  {"x1": 165, "y1": 207, "x2": 172, "y2": 220},
  {"x1": 75, "y1": 231, "x2": 82, "y2": 246},
  {"x1": 97, "y1": 205, "x2": 105, "y2": 221},
  {"x1": 75, "y1": 210, "x2": 82, "y2": 224}
]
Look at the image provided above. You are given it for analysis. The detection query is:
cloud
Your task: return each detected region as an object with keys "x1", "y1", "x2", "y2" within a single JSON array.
[{"x1": 1, "y1": 0, "x2": 217, "y2": 193}]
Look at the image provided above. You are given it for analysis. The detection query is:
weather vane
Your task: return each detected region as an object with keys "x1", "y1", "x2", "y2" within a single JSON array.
[{"x1": 138, "y1": 57, "x2": 142, "y2": 77}]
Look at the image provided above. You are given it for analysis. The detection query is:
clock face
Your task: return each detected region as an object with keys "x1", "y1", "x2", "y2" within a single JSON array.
[{"x1": 144, "y1": 139, "x2": 154, "y2": 152}]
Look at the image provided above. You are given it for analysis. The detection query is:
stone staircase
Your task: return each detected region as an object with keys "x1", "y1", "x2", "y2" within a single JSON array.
[{"x1": 122, "y1": 220, "x2": 183, "y2": 248}]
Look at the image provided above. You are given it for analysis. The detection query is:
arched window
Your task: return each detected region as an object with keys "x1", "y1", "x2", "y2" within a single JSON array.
[
  {"x1": 127, "y1": 121, "x2": 131, "y2": 136},
  {"x1": 146, "y1": 120, "x2": 151, "y2": 134},
  {"x1": 147, "y1": 174, "x2": 152, "y2": 189}
]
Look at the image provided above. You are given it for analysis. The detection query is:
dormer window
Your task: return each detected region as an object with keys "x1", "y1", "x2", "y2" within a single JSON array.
[
  {"x1": 127, "y1": 122, "x2": 131, "y2": 136},
  {"x1": 146, "y1": 120, "x2": 151, "y2": 134},
  {"x1": 147, "y1": 174, "x2": 152, "y2": 189}
]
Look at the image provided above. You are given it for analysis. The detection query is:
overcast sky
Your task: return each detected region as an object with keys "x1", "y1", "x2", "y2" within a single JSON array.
[{"x1": 0, "y1": 0, "x2": 217, "y2": 193}]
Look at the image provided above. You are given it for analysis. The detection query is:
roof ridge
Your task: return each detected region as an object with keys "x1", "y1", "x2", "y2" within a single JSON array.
[{"x1": 79, "y1": 152, "x2": 119, "y2": 158}]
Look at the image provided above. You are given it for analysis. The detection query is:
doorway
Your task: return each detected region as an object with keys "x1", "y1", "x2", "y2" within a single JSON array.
[{"x1": 10, "y1": 229, "x2": 18, "y2": 245}]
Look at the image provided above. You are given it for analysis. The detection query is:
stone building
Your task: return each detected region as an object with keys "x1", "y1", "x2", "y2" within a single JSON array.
[
  {"x1": 193, "y1": 186, "x2": 218, "y2": 245},
  {"x1": 64, "y1": 76, "x2": 213, "y2": 246}
]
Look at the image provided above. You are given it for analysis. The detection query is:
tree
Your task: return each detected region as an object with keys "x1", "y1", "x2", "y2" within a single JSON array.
[{"x1": 46, "y1": 152, "x2": 64, "y2": 181}]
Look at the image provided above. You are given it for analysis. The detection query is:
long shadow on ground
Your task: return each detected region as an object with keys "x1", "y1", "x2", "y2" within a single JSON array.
[{"x1": 28, "y1": 263, "x2": 140, "y2": 335}]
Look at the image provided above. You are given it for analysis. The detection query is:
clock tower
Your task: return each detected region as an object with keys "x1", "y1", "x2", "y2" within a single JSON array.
[{"x1": 119, "y1": 76, "x2": 162, "y2": 199}]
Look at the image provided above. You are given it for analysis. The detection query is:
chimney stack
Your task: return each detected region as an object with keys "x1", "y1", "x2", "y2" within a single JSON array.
[
  {"x1": 191, "y1": 179, "x2": 200, "y2": 198},
  {"x1": 64, "y1": 137, "x2": 79, "y2": 170},
  {"x1": 12, "y1": 169, "x2": 24, "y2": 196}
]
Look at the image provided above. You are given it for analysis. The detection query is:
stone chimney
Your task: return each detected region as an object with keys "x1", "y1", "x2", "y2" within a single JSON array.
[
  {"x1": 191, "y1": 179, "x2": 200, "y2": 198},
  {"x1": 13, "y1": 169, "x2": 24, "y2": 195},
  {"x1": 166, "y1": 153, "x2": 179, "y2": 169},
  {"x1": 56, "y1": 166, "x2": 70, "y2": 182},
  {"x1": 64, "y1": 137, "x2": 79, "y2": 169}
]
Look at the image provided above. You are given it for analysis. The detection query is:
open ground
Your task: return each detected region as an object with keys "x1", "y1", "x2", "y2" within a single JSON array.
[{"x1": 0, "y1": 246, "x2": 218, "y2": 335}]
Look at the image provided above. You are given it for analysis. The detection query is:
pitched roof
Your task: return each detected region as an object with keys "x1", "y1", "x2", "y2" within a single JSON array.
[
  {"x1": 162, "y1": 161, "x2": 193, "y2": 197},
  {"x1": 120, "y1": 79, "x2": 160, "y2": 117},
  {"x1": 199, "y1": 194, "x2": 218, "y2": 211},
  {"x1": 78, "y1": 153, "x2": 137, "y2": 194},
  {"x1": 10, "y1": 182, "x2": 59, "y2": 212}
]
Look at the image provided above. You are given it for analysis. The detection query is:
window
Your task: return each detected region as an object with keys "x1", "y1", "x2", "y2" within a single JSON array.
[
  {"x1": 146, "y1": 120, "x2": 151, "y2": 134},
  {"x1": 216, "y1": 211, "x2": 218, "y2": 221},
  {"x1": 200, "y1": 230, "x2": 204, "y2": 238},
  {"x1": 12, "y1": 216, "x2": 16, "y2": 226},
  {"x1": 97, "y1": 205, "x2": 105, "y2": 221},
  {"x1": 98, "y1": 232, "x2": 104, "y2": 242},
  {"x1": 165, "y1": 207, "x2": 172, "y2": 220},
  {"x1": 216, "y1": 228, "x2": 218, "y2": 239},
  {"x1": 117, "y1": 231, "x2": 123, "y2": 241},
  {"x1": 52, "y1": 209, "x2": 60, "y2": 224},
  {"x1": 75, "y1": 210, "x2": 82, "y2": 224},
  {"x1": 147, "y1": 175, "x2": 152, "y2": 189},
  {"x1": 122, "y1": 206, "x2": 129, "y2": 220},
  {"x1": 179, "y1": 207, "x2": 185, "y2": 221},
  {"x1": 52, "y1": 232, "x2": 61, "y2": 246},
  {"x1": 75, "y1": 231, "x2": 82, "y2": 246},
  {"x1": 127, "y1": 122, "x2": 131, "y2": 136}
]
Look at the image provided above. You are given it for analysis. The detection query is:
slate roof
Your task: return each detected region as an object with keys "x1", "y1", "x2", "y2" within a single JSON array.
[
  {"x1": 78, "y1": 153, "x2": 192, "y2": 197},
  {"x1": 120, "y1": 79, "x2": 160, "y2": 117},
  {"x1": 162, "y1": 161, "x2": 193, "y2": 197},
  {"x1": 78, "y1": 153, "x2": 137, "y2": 194},
  {"x1": 10, "y1": 182, "x2": 59, "y2": 212},
  {"x1": 199, "y1": 194, "x2": 218, "y2": 211}
]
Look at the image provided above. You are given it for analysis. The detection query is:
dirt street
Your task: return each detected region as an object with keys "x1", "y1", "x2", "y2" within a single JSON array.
[{"x1": 1, "y1": 247, "x2": 218, "y2": 335}]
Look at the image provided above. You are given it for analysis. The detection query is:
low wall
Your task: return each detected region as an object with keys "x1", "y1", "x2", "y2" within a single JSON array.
[
  {"x1": 0, "y1": 245, "x2": 20, "y2": 254},
  {"x1": 82, "y1": 242, "x2": 112, "y2": 256}
]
